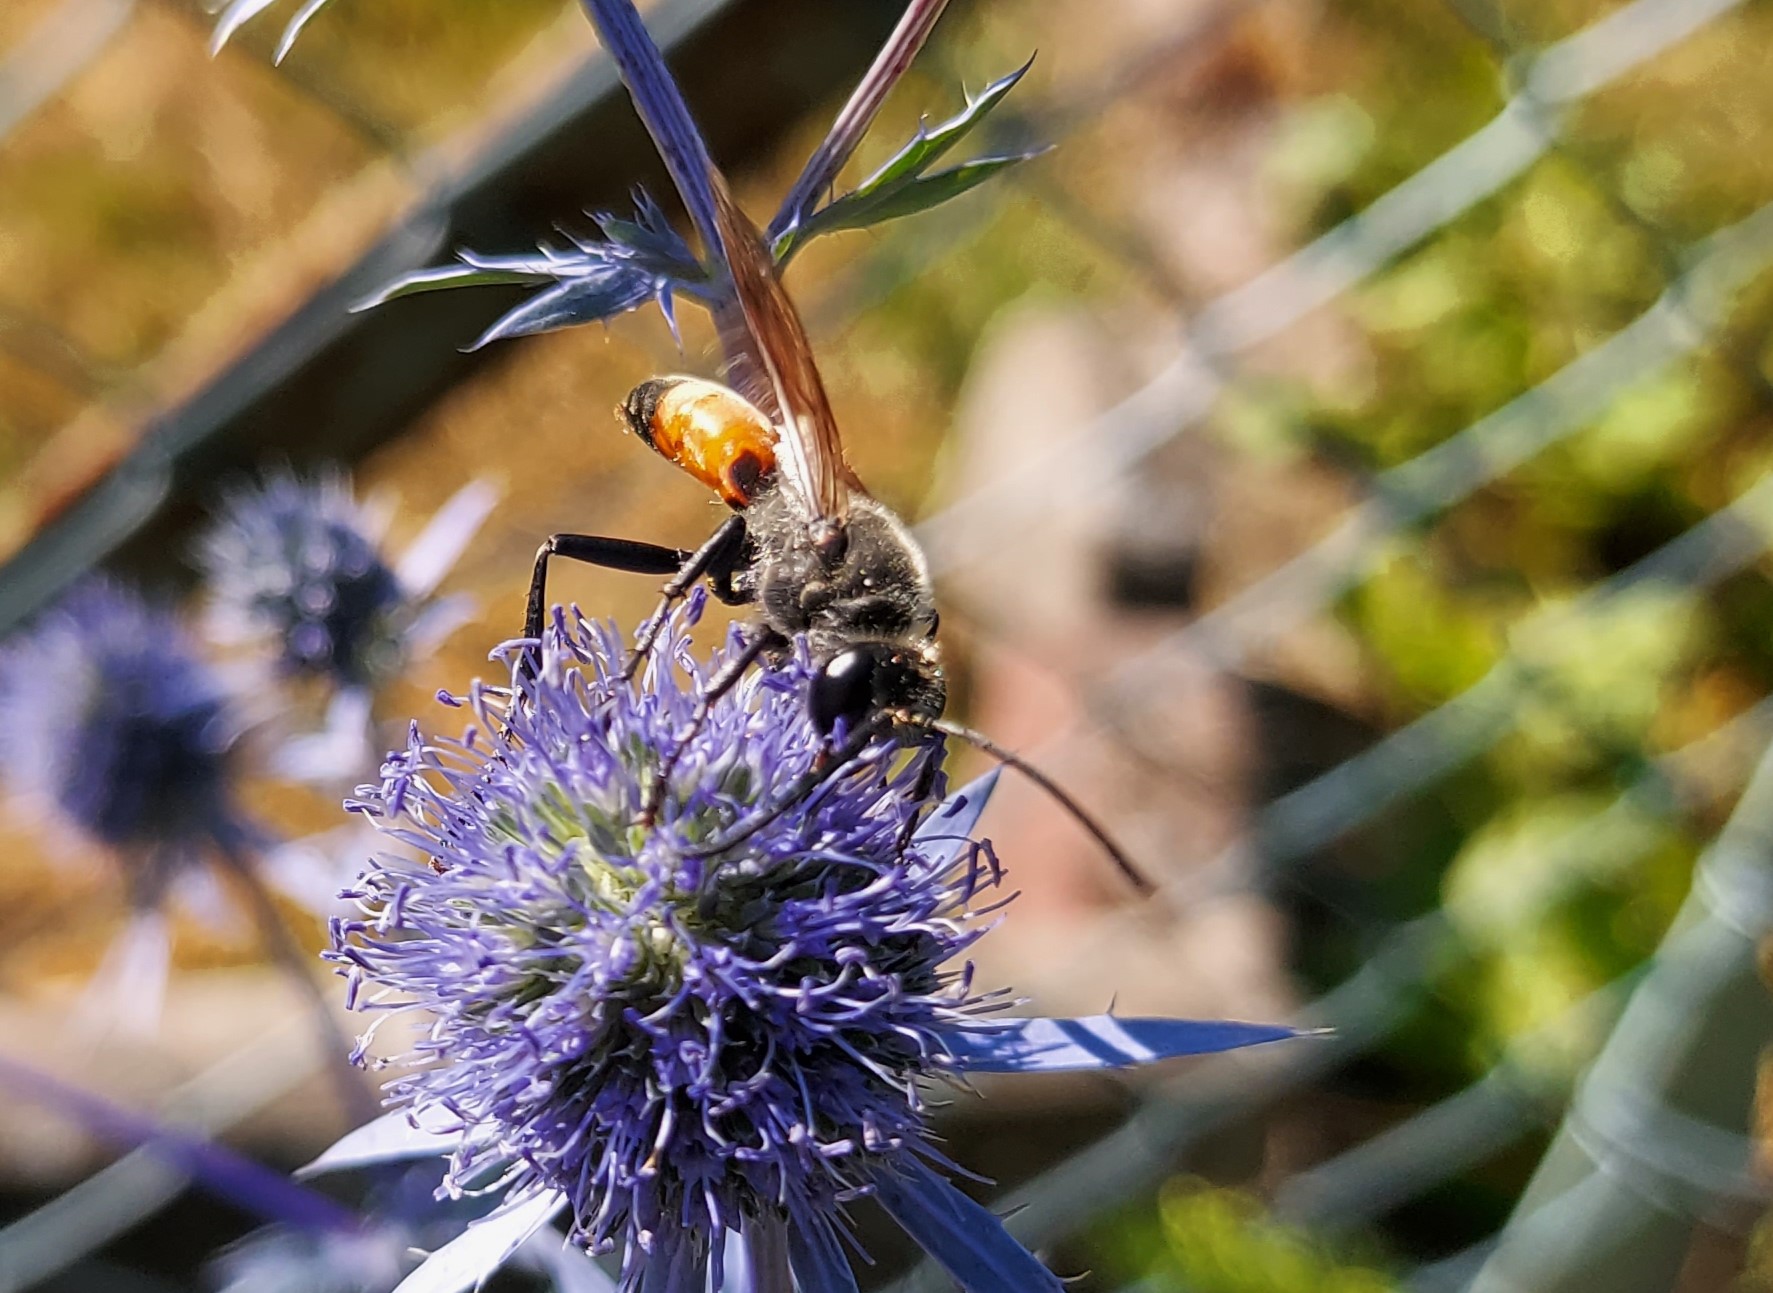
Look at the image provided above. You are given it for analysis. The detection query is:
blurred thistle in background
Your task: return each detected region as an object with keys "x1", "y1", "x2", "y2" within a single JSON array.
[
  {"x1": 195, "y1": 470, "x2": 493, "y2": 782},
  {"x1": 0, "y1": 464, "x2": 492, "y2": 1035},
  {"x1": 0, "y1": 581, "x2": 250, "y2": 1024},
  {"x1": 195, "y1": 471, "x2": 491, "y2": 694},
  {"x1": 0, "y1": 575, "x2": 379, "y2": 1122}
]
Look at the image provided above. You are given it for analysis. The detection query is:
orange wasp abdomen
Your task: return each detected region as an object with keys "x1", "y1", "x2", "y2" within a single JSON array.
[{"x1": 621, "y1": 377, "x2": 777, "y2": 508}]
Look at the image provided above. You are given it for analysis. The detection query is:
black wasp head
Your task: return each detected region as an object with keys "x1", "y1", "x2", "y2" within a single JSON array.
[
  {"x1": 808, "y1": 642, "x2": 946, "y2": 737},
  {"x1": 619, "y1": 378, "x2": 674, "y2": 448}
]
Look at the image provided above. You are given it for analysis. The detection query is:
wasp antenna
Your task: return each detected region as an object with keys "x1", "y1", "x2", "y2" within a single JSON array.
[{"x1": 916, "y1": 717, "x2": 1154, "y2": 896}]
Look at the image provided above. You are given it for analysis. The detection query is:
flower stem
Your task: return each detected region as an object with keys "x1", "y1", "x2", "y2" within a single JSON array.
[
  {"x1": 770, "y1": 0, "x2": 953, "y2": 248},
  {"x1": 577, "y1": 0, "x2": 720, "y2": 251},
  {"x1": 221, "y1": 850, "x2": 379, "y2": 1125}
]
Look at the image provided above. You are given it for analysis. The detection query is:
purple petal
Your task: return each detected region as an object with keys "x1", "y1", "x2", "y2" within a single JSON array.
[
  {"x1": 636, "y1": 1236, "x2": 706, "y2": 1293},
  {"x1": 0, "y1": 1052, "x2": 359, "y2": 1235},
  {"x1": 784, "y1": 1218, "x2": 859, "y2": 1293},
  {"x1": 297, "y1": 1108, "x2": 461, "y2": 1179},
  {"x1": 471, "y1": 275, "x2": 660, "y2": 348},
  {"x1": 392, "y1": 1190, "x2": 568, "y2": 1293},
  {"x1": 871, "y1": 1159, "x2": 1064, "y2": 1292},
  {"x1": 577, "y1": 0, "x2": 720, "y2": 252},
  {"x1": 769, "y1": 0, "x2": 952, "y2": 243},
  {"x1": 271, "y1": 0, "x2": 332, "y2": 62},
  {"x1": 944, "y1": 1015, "x2": 1303, "y2": 1073},
  {"x1": 722, "y1": 1220, "x2": 790, "y2": 1293},
  {"x1": 395, "y1": 479, "x2": 499, "y2": 597},
  {"x1": 521, "y1": 1228, "x2": 618, "y2": 1293},
  {"x1": 911, "y1": 768, "x2": 1000, "y2": 866}
]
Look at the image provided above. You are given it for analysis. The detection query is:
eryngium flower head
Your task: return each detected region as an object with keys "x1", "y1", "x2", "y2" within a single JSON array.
[
  {"x1": 0, "y1": 581, "x2": 246, "y2": 898},
  {"x1": 197, "y1": 472, "x2": 413, "y2": 688},
  {"x1": 335, "y1": 598, "x2": 994, "y2": 1286}
]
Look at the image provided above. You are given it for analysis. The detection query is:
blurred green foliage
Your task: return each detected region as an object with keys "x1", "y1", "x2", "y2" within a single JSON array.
[
  {"x1": 1020, "y1": 0, "x2": 1773, "y2": 1282},
  {"x1": 1093, "y1": 1182, "x2": 1401, "y2": 1293},
  {"x1": 1307, "y1": 0, "x2": 1773, "y2": 1092}
]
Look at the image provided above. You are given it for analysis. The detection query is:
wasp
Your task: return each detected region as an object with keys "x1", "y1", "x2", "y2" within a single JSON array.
[
  {"x1": 519, "y1": 170, "x2": 1147, "y2": 890},
  {"x1": 524, "y1": 175, "x2": 941, "y2": 738}
]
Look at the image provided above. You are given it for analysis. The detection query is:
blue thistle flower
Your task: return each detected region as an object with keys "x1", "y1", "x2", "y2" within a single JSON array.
[
  {"x1": 0, "y1": 581, "x2": 249, "y2": 902},
  {"x1": 322, "y1": 601, "x2": 1298, "y2": 1293},
  {"x1": 0, "y1": 580, "x2": 387, "y2": 1066},
  {"x1": 196, "y1": 471, "x2": 493, "y2": 693}
]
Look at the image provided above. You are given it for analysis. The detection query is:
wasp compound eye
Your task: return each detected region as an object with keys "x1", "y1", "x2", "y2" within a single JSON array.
[{"x1": 810, "y1": 647, "x2": 879, "y2": 735}]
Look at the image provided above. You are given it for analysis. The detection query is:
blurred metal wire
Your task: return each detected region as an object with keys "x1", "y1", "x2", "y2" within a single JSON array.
[
  {"x1": 0, "y1": 1020, "x2": 317, "y2": 1293},
  {"x1": 1467, "y1": 734, "x2": 1773, "y2": 1290},
  {"x1": 888, "y1": 692, "x2": 1773, "y2": 1291},
  {"x1": 913, "y1": 0, "x2": 1748, "y2": 573}
]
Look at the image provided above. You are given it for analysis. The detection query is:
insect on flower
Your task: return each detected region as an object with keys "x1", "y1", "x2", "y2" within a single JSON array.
[
  {"x1": 206, "y1": 0, "x2": 1124, "y2": 881},
  {"x1": 319, "y1": 601, "x2": 1299, "y2": 1293},
  {"x1": 523, "y1": 175, "x2": 947, "y2": 744},
  {"x1": 505, "y1": 53, "x2": 1147, "y2": 891}
]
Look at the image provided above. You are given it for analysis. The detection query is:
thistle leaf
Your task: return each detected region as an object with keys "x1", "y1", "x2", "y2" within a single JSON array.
[
  {"x1": 794, "y1": 150, "x2": 1045, "y2": 243},
  {"x1": 944, "y1": 1015, "x2": 1306, "y2": 1073},
  {"x1": 356, "y1": 187, "x2": 707, "y2": 345},
  {"x1": 774, "y1": 59, "x2": 1041, "y2": 258},
  {"x1": 860, "y1": 58, "x2": 1034, "y2": 193},
  {"x1": 355, "y1": 264, "x2": 561, "y2": 310}
]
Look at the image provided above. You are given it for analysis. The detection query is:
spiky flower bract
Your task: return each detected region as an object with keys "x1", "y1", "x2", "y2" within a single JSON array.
[
  {"x1": 214, "y1": 0, "x2": 1042, "y2": 358},
  {"x1": 335, "y1": 596, "x2": 997, "y2": 1288},
  {"x1": 0, "y1": 580, "x2": 249, "y2": 903}
]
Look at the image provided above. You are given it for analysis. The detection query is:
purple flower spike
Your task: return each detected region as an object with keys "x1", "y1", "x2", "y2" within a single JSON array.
[{"x1": 326, "y1": 606, "x2": 1301, "y2": 1293}]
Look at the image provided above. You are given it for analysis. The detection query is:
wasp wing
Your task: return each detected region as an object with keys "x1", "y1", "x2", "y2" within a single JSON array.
[{"x1": 708, "y1": 171, "x2": 855, "y2": 527}]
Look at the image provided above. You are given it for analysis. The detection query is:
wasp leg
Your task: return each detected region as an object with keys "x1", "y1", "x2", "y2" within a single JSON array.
[
  {"x1": 894, "y1": 736, "x2": 946, "y2": 856},
  {"x1": 622, "y1": 514, "x2": 750, "y2": 681},
  {"x1": 523, "y1": 533, "x2": 691, "y2": 678},
  {"x1": 639, "y1": 624, "x2": 786, "y2": 827},
  {"x1": 683, "y1": 712, "x2": 894, "y2": 859}
]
